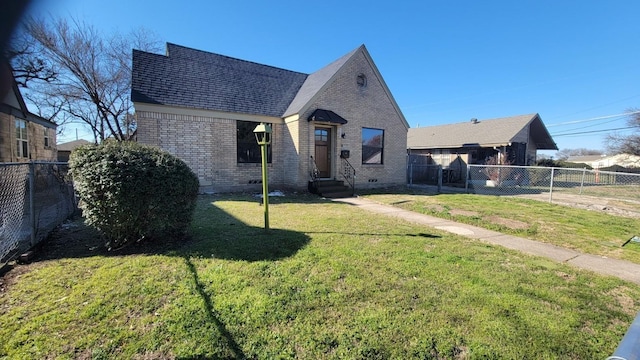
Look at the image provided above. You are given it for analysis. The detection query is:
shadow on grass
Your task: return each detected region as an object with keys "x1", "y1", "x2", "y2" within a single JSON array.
[
  {"x1": 183, "y1": 226, "x2": 311, "y2": 262},
  {"x1": 182, "y1": 257, "x2": 246, "y2": 360},
  {"x1": 30, "y1": 194, "x2": 311, "y2": 263},
  {"x1": 181, "y1": 196, "x2": 311, "y2": 261},
  {"x1": 304, "y1": 231, "x2": 441, "y2": 239}
]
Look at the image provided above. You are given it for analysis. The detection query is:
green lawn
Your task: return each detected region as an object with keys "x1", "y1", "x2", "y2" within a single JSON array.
[
  {"x1": 1, "y1": 194, "x2": 639, "y2": 359},
  {"x1": 361, "y1": 188, "x2": 640, "y2": 264}
]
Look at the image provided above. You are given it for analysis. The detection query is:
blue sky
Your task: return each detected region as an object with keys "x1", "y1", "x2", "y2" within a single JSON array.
[{"x1": 29, "y1": 0, "x2": 640, "y2": 156}]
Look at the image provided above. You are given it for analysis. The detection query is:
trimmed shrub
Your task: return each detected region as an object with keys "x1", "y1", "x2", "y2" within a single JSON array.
[{"x1": 69, "y1": 141, "x2": 199, "y2": 249}]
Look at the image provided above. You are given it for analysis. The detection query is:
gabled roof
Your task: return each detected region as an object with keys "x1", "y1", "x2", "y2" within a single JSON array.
[
  {"x1": 408, "y1": 113, "x2": 557, "y2": 150},
  {"x1": 1, "y1": 61, "x2": 56, "y2": 129},
  {"x1": 132, "y1": 43, "x2": 308, "y2": 117},
  {"x1": 132, "y1": 43, "x2": 407, "y2": 129},
  {"x1": 57, "y1": 139, "x2": 92, "y2": 151}
]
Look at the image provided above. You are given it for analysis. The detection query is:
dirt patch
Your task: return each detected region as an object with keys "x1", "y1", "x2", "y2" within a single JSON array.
[
  {"x1": 0, "y1": 261, "x2": 34, "y2": 294},
  {"x1": 428, "y1": 204, "x2": 447, "y2": 213},
  {"x1": 513, "y1": 193, "x2": 640, "y2": 219},
  {"x1": 605, "y1": 286, "x2": 638, "y2": 316},
  {"x1": 0, "y1": 219, "x2": 101, "y2": 294},
  {"x1": 484, "y1": 216, "x2": 530, "y2": 230}
]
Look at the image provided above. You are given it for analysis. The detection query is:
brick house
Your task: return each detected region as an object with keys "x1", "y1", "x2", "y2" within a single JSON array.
[
  {"x1": 132, "y1": 43, "x2": 409, "y2": 195},
  {"x1": 0, "y1": 64, "x2": 57, "y2": 162}
]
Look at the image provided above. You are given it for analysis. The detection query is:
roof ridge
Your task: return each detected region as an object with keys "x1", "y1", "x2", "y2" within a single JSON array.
[
  {"x1": 415, "y1": 113, "x2": 538, "y2": 129},
  {"x1": 165, "y1": 42, "x2": 307, "y2": 76}
]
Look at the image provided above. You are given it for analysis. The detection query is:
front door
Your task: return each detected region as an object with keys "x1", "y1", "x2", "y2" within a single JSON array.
[{"x1": 314, "y1": 127, "x2": 331, "y2": 178}]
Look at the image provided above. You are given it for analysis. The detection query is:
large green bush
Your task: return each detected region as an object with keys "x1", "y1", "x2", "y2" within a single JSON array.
[{"x1": 69, "y1": 141, "x2": 199, "y2": 249}]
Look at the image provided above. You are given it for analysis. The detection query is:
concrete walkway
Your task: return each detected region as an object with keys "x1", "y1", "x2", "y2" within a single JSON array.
[{"x1": 333, "y1": 196, "x2": 640, "y2": 286}]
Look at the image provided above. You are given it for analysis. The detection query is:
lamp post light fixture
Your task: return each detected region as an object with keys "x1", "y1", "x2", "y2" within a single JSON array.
[{"x1": 253, "y1": 122, "x2": 272, "y2": 230}]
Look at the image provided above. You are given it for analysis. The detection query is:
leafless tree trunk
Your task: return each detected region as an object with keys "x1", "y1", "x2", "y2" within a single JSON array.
[{"x1": 8, "y1": 16, "x2": 160, "y2": 142}]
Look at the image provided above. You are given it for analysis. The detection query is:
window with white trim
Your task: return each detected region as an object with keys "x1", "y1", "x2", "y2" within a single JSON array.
[{"x1": 16, "y1": 120, "x2": 28, "y2": 158}]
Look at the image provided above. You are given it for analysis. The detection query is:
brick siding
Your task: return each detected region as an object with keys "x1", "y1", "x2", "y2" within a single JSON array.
[
  {"x1": 0, "y1": 112, "x2": 57, "y2": 162},
  {"x1": 135, "y1": 49, "x2": 408, "y2": 193}
]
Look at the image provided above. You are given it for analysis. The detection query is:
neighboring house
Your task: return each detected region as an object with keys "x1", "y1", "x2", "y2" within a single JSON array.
[
  {"x1": 407, "y1": 113, "x2": 557, "y2": 170},
  {"x1": 132, "y1": 43, "x2": 409, "y2": 194},
  {"x1": 57, "y1": 139, "x2": 92, "y2": 162},
  {"x1": 0, "y1": 63, "x2": 57, "y2": 162},
  {"x1": 566, "y1": 154, "x2": 640, "y2": 169}
]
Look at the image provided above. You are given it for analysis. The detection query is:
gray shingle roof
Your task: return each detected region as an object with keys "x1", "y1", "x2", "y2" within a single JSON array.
[
  {"x1": 57, "y1": 139, "x2": 92, "y2": 151},
  {"x1": 132, "y1": 43, "x2": 309, "y2": 117},
  {"x1": 408, "y1": 113, "x2": 557, "y2": 150}
]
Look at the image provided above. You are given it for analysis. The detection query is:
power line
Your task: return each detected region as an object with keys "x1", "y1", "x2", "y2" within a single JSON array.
[
  {"x1": 552, "y1": 126, "x2": 638, "y2": 137},
  {"x1": 546, "y1": 111, "x2": 640, "y2": 127},
  {"x1": 552, "y1": 94, "x2": 640, "y2": 119}
]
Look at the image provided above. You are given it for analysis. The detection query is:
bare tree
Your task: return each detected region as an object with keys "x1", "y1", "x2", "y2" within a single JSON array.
[
  {"x1": 555, "y1": 148, "x2": 604, "y2": 161},
  {"x1": 5, "y1": 28, "x2": 58, "y2": 87},
  {"x1": 607, "y1": 109, "x2": 640, "y2": 156},
  {"x1": 8, "y1": 16, "x2": 160, "y2": 142}
]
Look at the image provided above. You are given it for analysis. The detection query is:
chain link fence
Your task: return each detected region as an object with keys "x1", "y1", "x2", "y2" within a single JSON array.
[
  {"x1": 0, "y1": 162, "x2": 77, "y2": 265},
  {"x1": 408, "y1": 163, "x2": 640, "y2": 210},
  {"x1": 466, "y1": 165, "x2": 640, "y2": 201}
]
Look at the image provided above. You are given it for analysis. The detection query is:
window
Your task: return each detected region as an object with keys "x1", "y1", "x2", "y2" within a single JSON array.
[
  {"x1": 237, "y1": 120, "x2": 272, "y2": 163},
  {"x1": 362, "y1": 127, "x2": 384, "y2": 164},
  {"x1": 315, "y1": 129, "x2": 328, "y2": 142},
  {"x1": 15, "y1": 120, "x2": 28, "y2": 158},
  {"x1": 356, "y1": 73, "x2": 367, "y2": 88},
  {"x1": 44, "y1": 128, "x2": 50, "y2": 148}
]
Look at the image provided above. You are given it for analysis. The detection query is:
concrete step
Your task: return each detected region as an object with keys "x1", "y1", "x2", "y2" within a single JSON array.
[
  {"x1": 312, "y1": 180, "x2": 353, "y2": 198},
  {"x1": 321, "y1": 190, "x2": 354, "y2": 198},
  {"x1": 317, "y1": 185, "x2": 350, "y2": 193},
  {"x1": 315, "y1": 180, "x2": 345, "y2": 188}
]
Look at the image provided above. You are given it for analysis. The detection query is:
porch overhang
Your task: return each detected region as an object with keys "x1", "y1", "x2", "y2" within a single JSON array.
[{"x1": 307, "y1": 109, "x2": 348, "y2": 124}]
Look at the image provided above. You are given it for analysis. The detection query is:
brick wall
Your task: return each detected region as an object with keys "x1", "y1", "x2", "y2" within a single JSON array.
[
  {"x1": 0, "y1": 113, "x2": 57, "y2": 162},
  {"x1": 137, "y1": 109, "x2": 288, "y2": 192},
  {"x1": 0, "y1": 113, "x2": 11, "y2": 162},
  {"x1": 297, "y1": 49, "x2": 408, "y2": 189}
]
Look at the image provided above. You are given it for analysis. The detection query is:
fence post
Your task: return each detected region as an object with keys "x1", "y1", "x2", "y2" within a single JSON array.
[
  {"x1": 465, "y1": 165, "x2": 470, "y2": 193},
  {"x1": 548, "y1": 167, "x2": 555, "y2": 204},
  {"x1": 409, "y1": 163, "x2": 413, "y2": 185},
  {"x1": 579, "y1": 167, "x2": 586, "y2": 195},
  {"x1": 437, "y1": 165, "x2": 442, "y2": 193},
  {"x1": 29, "y1": 162, "x2": 36, "y2": 247}
]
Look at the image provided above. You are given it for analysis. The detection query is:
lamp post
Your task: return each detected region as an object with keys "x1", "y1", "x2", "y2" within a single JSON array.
[{"x1": 253, "y1": 122, "x2": 272, "y2": 230}]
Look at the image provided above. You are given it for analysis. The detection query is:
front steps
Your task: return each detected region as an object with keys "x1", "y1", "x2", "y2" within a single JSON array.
[{"x1": 309, "y1": 180, "x2": 354, "y2": 198}]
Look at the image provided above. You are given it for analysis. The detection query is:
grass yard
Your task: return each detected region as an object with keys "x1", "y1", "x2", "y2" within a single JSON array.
[
  {"x1": 361, "y1": 188, "x2": 640, "y2": 264},
  {"x1": 1, "y1": 193, "x2": 639, "y2": 359}
]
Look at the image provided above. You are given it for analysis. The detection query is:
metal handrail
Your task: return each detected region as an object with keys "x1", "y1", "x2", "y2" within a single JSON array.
[
  {"x1": 341, "y1": 157, "x2": 356, "y2": 195},
  {"x1": 309, "y1": 156, "x2": 319, "y2": 181}
]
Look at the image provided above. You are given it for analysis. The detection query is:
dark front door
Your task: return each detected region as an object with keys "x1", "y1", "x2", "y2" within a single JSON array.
[{"x1": 314, "y1": 127, "x2": 331, "y2": 178}]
